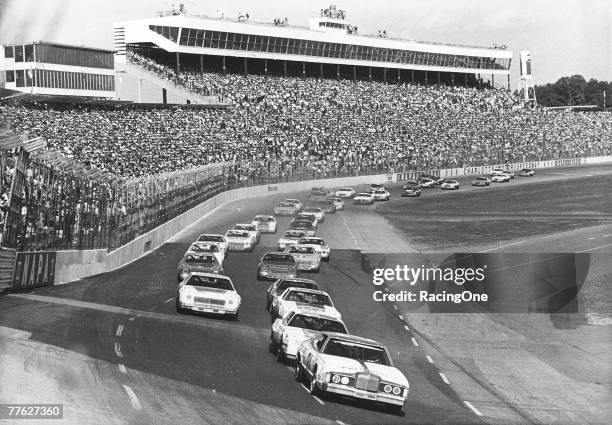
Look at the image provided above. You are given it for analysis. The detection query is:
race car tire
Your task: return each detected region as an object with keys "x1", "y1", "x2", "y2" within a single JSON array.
[
  {"x1": 309, "y1": 367, "x2": 321, "y2": 396},
  {"x1": 387, "y1": 404, "x2": 404, "y2": 415},
  {"x1": 257, "y1": 271, "x2": 263, "y2": 281},
  {"x1": 294, "y1": 361, "x2": 305, "y2": 383},
  {"x1": 230, "y1": 310, "x2": 239, "y2": 321},
  {"x1": 322, "y1": 256, "x2": 329, "y2": 262},
  {"x1": 268, "y1": 333, "x2": 278, "y2": 354},
  {"x1": 314, "y1": 266, "x2": 320, "y2": 273},
  {"x1": 175, "y1": 296, "x2": 185, "y2": 314},
  {"x1": 276, "y1": 343, "x2": 286, "y2": 364}
]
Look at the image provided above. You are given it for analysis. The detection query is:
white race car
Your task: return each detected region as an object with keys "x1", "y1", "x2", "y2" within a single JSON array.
[
  {"x1": 302, "y1": 207, "x2": 325, "y2": 223},
  {"x1": 187, "y1": 242, "x2": 224, "y2": 266},
  {"x1": 492, "y1": 168, "x2": 515, "y2": 179},
  {"x1": 418, "y1": 178, "x2": 436, "y2": 188},
  {"x1": 297, "y1": 237, "x2": 330, "y2": 261},
  {"x1": 176, "y1": 272, "x2": 241, "y2": 320},
  {"x1": 252, "y1": 215, "x2": 277, "y2": 233},
  {"x1": 271, "y1": 287, "x2": 340, "y2": 321},
  {"x1": 327, "y1": 197, "x2": 345, "y2": 211},
  {"x1": 370, "y1": 189, "x2": 391, "y2": 201},
  {"x1": 266, "y1": 277, "x2": 320, "y2": 311},
  {"x1": 224, "y1": 230, "x2": 254, "y2": 252},
  {"x1": 234, "y1": 223, "x2": 260, "y2": 244},
  {"x1": 196, "y1": 234, "x2": 228, "y2": 257},
  {"x1": 177, "y1": 252, "x2": 223, "y2": 281},
  {"x1": 295, "y1": 333, "x2": 410, "y2": 412},
  {"x1": 334, "y1": 187, "x2": 355, "y2": 198},
  {"x1": 368, "y1": 183, "x2": 386, "y2": 192},
  {"x1": 274, "y1": 201, "x2": 300, "y2": 216},
  {"x1": 518, "y1": 168, "x2": 535, "y2": 177},
  {"x1": 489, "y1": 173, "x2": 511, "y2": 183},
  {"x1": 353, "y1": 192, "x2": 375, "y2": 205},
  {"x1": 269, "y1": 309, "x2": 348, "y2": 364},
  {"x1": 284, "y1": 245, "x2": 321, "y2": 272},
  {"x1": 440, "y1": 179, "x2": 460, "y2": 190},
  {"x1": 277, "y1": 230, "x2": 308, "y2": 251}
]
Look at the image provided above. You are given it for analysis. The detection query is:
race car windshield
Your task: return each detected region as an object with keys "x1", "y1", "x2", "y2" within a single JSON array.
[
  {"x1": 300, "y1": 238, "x2": 323, "y2": 245},
  {"x1": 235, "y1": 225, "x2": 255, "y2": 231},
  {"x1": 284, "y1": 291, "x2": 332, "y2": 306},
  {"x1": 184, "y1": 255, "x2": 217, "y2": 265},
  {"x1": 276, "y1": 280, "x2": 318, "y2": 293},
  {"x1": 279, "y1": 202, "x2": 294, "y2": 207},
  {"x1": 191, "y1": 244, "x2": 217, "y2": 252},
  {"x1": 284, "y1": 231, "x2": 304, "y2": 237},
  {"x1": 186, "y1": 275, "x2": 232, "y2": 290},
  {"x1": 289, "y1": 315, "x2": 347, "y2": 333},
  {"x1": 288, "y1": 246, "x2": 315, "y2": 254},
  {"x1": 199, "y1": 235, "x2": 224, "y2": 242},
  {"x1": 323, "y1": 340, "x2": 390, "y2": 365},
  {"x1": 263, "y1": 253, "x2": 294, "y2": 263},
  {"x1": 227, "y1": 231, "x2": 248, "y2": 237},
  {"x1": 304, "y1": 208, "x2": 320, "y2": 213}
]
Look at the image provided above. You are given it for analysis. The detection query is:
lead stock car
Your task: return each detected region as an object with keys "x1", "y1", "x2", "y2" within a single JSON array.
[{"x1": 295, "y1": 333, "x2": 410, "y2": 412}]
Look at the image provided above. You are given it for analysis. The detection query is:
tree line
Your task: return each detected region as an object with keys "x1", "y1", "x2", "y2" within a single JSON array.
[{"x1": 534, "y1": 75, "x2": 610, "y2": 108}]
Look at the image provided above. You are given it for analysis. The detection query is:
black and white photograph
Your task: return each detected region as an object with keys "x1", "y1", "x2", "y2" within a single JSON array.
[{"x1": 0, "y1": 0, "x2": 610, "y2": 424}]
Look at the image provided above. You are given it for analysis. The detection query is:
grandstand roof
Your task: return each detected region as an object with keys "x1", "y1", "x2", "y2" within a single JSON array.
[{"x1": 2, "y1": 40, "x2": 113, "y2": 55}]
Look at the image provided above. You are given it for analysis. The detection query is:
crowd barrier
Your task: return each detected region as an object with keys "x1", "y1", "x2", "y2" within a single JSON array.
[{"x1": 10, "y1": 154, "x2": 612, "y2": 287}]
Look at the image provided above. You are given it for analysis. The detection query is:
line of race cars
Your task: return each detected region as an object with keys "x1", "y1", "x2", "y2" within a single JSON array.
[{"x1": 174, "y1": 188, "x2": 410, "y2": 412}]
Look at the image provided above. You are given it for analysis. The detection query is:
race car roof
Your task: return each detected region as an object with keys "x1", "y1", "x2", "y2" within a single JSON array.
[{"x1": 321, "y1": 332, "x2": 382, "y2": 346}]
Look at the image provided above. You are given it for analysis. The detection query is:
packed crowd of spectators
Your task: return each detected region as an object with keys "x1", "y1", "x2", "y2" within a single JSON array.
[{"x1": 3, "y1": 64, "x2": 611, "y2": 181}]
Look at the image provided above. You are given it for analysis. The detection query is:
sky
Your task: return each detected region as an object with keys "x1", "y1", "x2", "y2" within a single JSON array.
[{"x1": 0, "y1": 0, "x2": 610, "y2": 86}]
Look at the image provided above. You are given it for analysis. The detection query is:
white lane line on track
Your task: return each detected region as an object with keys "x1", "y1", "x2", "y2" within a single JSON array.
[
  {"x1": 398, "y1": 315, "x2": 404, "y2": 320},
  {"x1": 116, "y1": 324, "x2": 124, "y2": 337},
  {"x1": 576, "y1": 243, "x2": 612, "y2": 253},
  {"x1": 339, "y1": 211, "x2": 361, "y2": 250},
  {"x1": 300, "y1": 383, "x2": 310, "y2": 393},
  {"x1": 439, "y1": 372, "x2": 450, "y2": 384},
  {"x1": 128, "y1": 316, "x2": 136, "y2": 321},
  {"x1": 164, "y1": 297, "x2": 174, "y2": 303},
  {"x1": 118, "y1": 364, "x2": 127, "y2": 374},
  {"x1": 122, "y1": 385, "x2": 142, "y2": 410},
  {"x1": 464, "y1": 401, "x2": 483, "y2": 416},
  {"x1": 588, "y1": 237, "x2": 597, "y2": 240},
  {"x1": 403, "y1": 325, "x2": 410, "y2": 331},
  {"x1": 114, "y1": 342, "x2": 123, "y2": 358},
  {"x1": 479, "y1": 240, "x2": 524, "y2": 253},
  {"x1": 411, "y1": 337, "x2": 419, "y2": 347},
  {"x1": 426, "y1": 355, "x2": 434, "y2": 364},
  {"x1": 313, "y1": 395, "x2": 325, "y2": 405},
  {"x1": 393, "y1": 305, "x2": 398, "y2": 311},
  {"x1": 336, "y1": 421, "x2": 347, "y2": 425}
]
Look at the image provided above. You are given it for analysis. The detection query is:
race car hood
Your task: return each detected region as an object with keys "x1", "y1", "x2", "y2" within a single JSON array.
[
  {"x1": 182, "y1": 264, "x2": 221, "y2": 273},
  {"x1": 187, "y1": 286, "x2": 231, "y2": 297},
  {"x1": 225, "y1": 236, "x2": 249, "y2": 242},
  {"x1": 321, "y1": 356, "x2": 409, "y2": 386},
  {"x1": 286, "y1": 302, "x2": 340, "y2": 319},
  {"x1": 284, "y1": 327, "x2": 318, "y2": 342}
]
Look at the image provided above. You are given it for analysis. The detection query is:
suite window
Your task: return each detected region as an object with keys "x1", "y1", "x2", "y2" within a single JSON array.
[{"x1": 5, "y1": 70, "x2": 15, "y2": 83}]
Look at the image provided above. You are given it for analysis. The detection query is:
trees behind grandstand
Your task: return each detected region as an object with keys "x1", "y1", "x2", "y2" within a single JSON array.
[{"x1": 535, "y1": 75, "x2": 611, "y2": 108}]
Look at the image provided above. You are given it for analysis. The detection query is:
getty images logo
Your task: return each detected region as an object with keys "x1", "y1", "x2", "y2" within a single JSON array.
[{"x1": 372, "y1": 265, "x2": 487, "y2": 286}]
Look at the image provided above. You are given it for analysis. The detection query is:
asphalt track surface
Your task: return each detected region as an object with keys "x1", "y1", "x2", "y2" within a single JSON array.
[{"x1": 1, "y1": 163, "x2": 611, "y2": 424}]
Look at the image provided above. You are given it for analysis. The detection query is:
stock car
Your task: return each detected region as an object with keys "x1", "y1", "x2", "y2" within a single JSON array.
[
  {"x1": 420, "y1": 174, "x2": 444, "y2": 185},
  {"x1": 284, "y1": 245, "x2": 321, "y2": 272},
  {"x1": 309, "y1": 188, "x2": 332, "y2": 202},
  {"x1": 285, "y1": 198, "x2": 304, "y2": 211},
  {"x1": 493, "y1": 168, "x2": 515, "y2": 179},
  {"x1": 327, "y1": 197, "x2": 345, "y2": 211},
  {"x1": 269, "y1": 309, "x2": 349, "y2": 364},
  {"x1": 234, "y1": 223, "x2": 260, "y2": 243},
  {"x1": 176, "y1": 272, "x2": 241, "y2": 320},
  {"x1": 257, "y1": 252, "x2": 300, "y2": 281},
  {"x1": 274, "y1": 201, "x2": 300, "y2": 216},
  {"x1": 224, "y1": 229, "x2": 255, "y2": 252},
  {"x1": 471, "y1": 176, "x2": 491, "y2": 187},
  {"x1": 353, "y1": 192, "x2": 375, "y2": 205},
  {"x1": 177, "y1": 252, "x2": 223, "y2": 281},
  {"x1": 370, "y1": 189, "x2": 391, "y2": 201},
  {"x1": 401, "y1": 183, "x2": 422, "y2": 197},
  {"x1": 187, "y1": 242, "x2": 224, "y2": 266},
  {"x1": 368, "y1": 183, "x2": 386, "y2": 192},
  {"x1": 294, "y1": 333, "x2": 410, "y2": 412},
  {"x1": 271, "y1": 287, "x2": 341, "y2": 321},
  {"x1": 293, "y1": 212, "x2": 319, "y2": 228},
  {"x1": 197, "y1": 234, "x2": 228, "y2": 257},
  {"x1": 277, "y1": 230, "x2": 308, "y2": 251},
  {"x1": 315, "y1": 200, "x2": 337, "y2": 214},
  {"x1": 441, "y1": 179, "x2": 461, "y2": 190},
  {"x1": 265, "y1": 277, "x2": 320, "y2": 311},
  {"x1": 302, "y1": 207, "x2": 326, "y2": 223},
  {"x1": 297, "y1": 237, "x2": 330, "y2": 261},
  {"x1": 489, "y1": 173, "x2": 511, "y2": 183},
  {"x1": 519, "y1": 168, "x2": 536, "y2": 177},
  {"x1": 334, "y1": 187, "x2": 356, "y2": 198},
  {"x1": 289, "y1": 220, "x2": 316, "y2": 236},
  {"x1": 418, "y1": 177, "x2": 436, "y2": 188},
  {"x1": 252, "y1": 215, "x2": 277, "y2": 233}
]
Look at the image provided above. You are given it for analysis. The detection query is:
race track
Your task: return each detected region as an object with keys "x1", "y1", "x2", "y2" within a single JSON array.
[{"x1": 1, "y1": 164, "x2": 611, "y2": 425}]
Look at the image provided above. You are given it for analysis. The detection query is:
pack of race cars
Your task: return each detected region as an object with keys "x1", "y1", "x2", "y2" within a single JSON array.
[{"x1": 174, "y1": 191, "x2": 410, "y2": 412}]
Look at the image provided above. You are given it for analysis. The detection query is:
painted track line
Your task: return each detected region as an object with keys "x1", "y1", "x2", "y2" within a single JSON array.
[
  {"x1": 118, "y1": 364, "x2": 127, "y2": 374},
  {"x1": 439, "y1": 372, "x2": 450, "y2": 384},
  {"x1": 464, "y1": 400, "x2": 483, "y2": 416},
  {"x1": 411, "y1": 337, "x2": 419, "y2": 347},
  {"x1": 339, "y1": 211, "x2": 361, "y2": 250},
  {"x1": 576, "y1": 243, "x2": 612, "y2": 253},
  {"x1": 398, "y1": 314, "x2": 404, "y2": 320},
  {"x1": 122, "y1": 385, "x2": 142, "y2": 410},
  {"x1": 403, "y1": 325, "x2": 410, "y2": 331},
  {"x1": 116, "y1": 324, "x2": 124, "y2": 337},
  {"x1": 426, "y1": 355, "x2": 434, "y2": 364},
  {"x1": 313, "y1": 395, "x2": 325, "y2": 405},
  {"x1": 164, "y1": 297, "x2": 174, "y2": 303},
  {"x1": 480, "y1": 240, "x2": 524, "y2": 253},
  {"x1": 393, "y1": 305, "x2": 398, "y2": 311}
]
